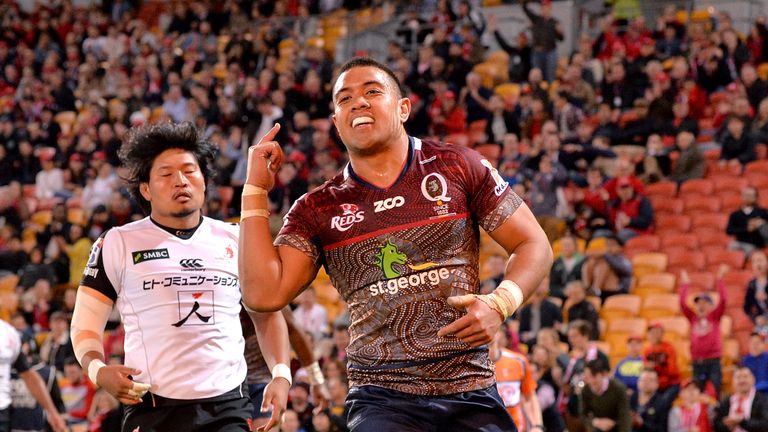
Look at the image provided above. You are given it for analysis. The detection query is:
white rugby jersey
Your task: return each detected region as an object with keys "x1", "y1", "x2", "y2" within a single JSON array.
[
  {"x1": 81, "y1": 217, "x2": 246, "y2": 400},
  {"x1": 0, "y1": 319, "x2": 24, "y2": 409}
]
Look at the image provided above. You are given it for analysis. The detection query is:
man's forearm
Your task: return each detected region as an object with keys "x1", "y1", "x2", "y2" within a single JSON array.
[
  {"x1": 249, "y1": 310, "x2": 291, "y2": 372},
  {"x1": 20, "y1": 369, "x2": 61, "y2": 417}
]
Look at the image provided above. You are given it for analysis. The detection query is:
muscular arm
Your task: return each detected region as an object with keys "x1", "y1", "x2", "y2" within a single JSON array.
[
  {"x1": 248, "y1": 309, "x2": 290, "y2": 371},
  {"x1": 239, "y1": 126, "x2": 319, "y2": 312},
  {"x1": 489, "y1": 203, "x2": 554, "y2": 304},
  {"x1": 71, "y1": 286, "x2": 112, "y2": 374}
]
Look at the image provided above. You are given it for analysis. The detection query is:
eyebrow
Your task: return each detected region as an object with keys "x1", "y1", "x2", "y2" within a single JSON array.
[
  {"x1": 334, "y1": 80, "x2": 385, "y2": 98},
  {"x1": 155, "y1": 162, "x2": 198, "y2": 171}
]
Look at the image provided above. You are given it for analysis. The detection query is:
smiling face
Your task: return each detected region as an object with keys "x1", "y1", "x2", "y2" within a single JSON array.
[
  {"x1": 331, "y1": 66, "x2": 410, "y2": 157},
  {"x1": 140, "y1": 148, "x2": 206, "y2": 227}
]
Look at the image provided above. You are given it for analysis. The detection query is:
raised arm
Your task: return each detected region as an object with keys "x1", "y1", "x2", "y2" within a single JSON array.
[{"x1": 239, "y1": 124, "x2": 320, "y2": 312}]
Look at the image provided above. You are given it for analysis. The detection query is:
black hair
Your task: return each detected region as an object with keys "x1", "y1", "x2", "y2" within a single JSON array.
[
  {"x1": 569, "y1": 319, "x2": 593, "y2": 338},
  {"x1": 585, "y1": 357, "x2": 610, "y2": 374},
  {"x1": 119, "y1": 122, "x2": 216, "y2": 215},
  {"x1": 335, "y1": 57, "x2": 406, "y2": 99}
]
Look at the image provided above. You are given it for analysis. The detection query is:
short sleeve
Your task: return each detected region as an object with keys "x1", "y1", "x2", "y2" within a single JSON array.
[
  {"x1": 79, "y1": 231, "x2": 119, "y2": 302},
  {"x1": 457, "y1": 146, "x2": 523, "y2": 232},
  {"x1": 274, "y1": 195, "x2": 321, "y2": 263},
  {"x1": 521, "y1": 356, "x2": 537, "y2": 396}
]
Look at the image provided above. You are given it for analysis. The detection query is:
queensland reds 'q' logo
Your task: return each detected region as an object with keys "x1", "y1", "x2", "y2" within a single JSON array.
[{"x1": 331, "y1": 203, "x2": 365, "y2": 232}]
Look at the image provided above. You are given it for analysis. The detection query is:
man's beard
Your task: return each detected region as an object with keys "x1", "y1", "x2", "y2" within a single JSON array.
[{"x1": 171, "y1": 209, "x2": 197, "y2": 218}]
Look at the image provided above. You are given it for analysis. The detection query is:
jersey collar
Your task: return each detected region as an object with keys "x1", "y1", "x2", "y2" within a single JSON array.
[{"x1": 343, "y1": 135, "x2": 416, "y2": 191}]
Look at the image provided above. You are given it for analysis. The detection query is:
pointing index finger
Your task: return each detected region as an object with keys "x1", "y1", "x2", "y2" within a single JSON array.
[{"x1": 257, "y1": 123, "x2": 281, "y2": 146}]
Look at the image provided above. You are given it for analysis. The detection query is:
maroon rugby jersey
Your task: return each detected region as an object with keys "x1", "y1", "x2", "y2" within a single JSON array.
[{"x1": 275, "y1": 137, "x2": 522, "y2": 395}]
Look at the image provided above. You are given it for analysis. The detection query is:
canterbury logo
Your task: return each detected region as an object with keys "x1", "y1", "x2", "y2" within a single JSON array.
[{"x1": 180, "y1": 259, "x2": 204, "y2": 269}]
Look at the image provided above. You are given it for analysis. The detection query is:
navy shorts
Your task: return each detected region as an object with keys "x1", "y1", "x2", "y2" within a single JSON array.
[
  {"x1": 248, "y1": 382, "x2": 271, "y2": 419},
  {"x1": 345, "y1": 385, "x2": 517, "y2": 432}
]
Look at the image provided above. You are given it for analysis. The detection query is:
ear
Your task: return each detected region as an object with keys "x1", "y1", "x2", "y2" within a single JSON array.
[
  {"x1": 398, "y1": 97, "x2": 411, "y2": 123},
  {"x1": 139, "y1": 183, "x2": 151, "y2": 203}
]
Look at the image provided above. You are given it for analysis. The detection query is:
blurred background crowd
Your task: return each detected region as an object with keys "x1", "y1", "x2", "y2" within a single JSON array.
[{"x1": 3, "y1": 0, "x2": 768, "y2": 431}]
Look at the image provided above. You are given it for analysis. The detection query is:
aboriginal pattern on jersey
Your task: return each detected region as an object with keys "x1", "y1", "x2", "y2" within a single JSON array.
[{"x1": 276, "y1": 137, "x2": 521, "y2": 395}]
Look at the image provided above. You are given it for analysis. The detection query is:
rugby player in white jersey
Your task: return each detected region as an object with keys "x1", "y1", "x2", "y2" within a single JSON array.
[{"x1": 70, "y1": 122, "x2": 291, "y2": 431}]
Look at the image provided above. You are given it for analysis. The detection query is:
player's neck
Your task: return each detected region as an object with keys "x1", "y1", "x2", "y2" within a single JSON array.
[
  {"x1": 150, "y1": 210, "x2": 203, "y2": 232},
  {"x1": 348, "y1": 134, "x2": 409, "y2": 189}
]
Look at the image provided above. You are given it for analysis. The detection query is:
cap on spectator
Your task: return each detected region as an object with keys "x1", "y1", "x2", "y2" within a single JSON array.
[
  {"x1": 648, "y1": 321, "x2": 664, "y2": 331},
  {"x1": 69, "y1": 153, "x2": 85, "y2": 163},
  {"x1": 93, "y1": 204, "x2": 108, "y2": 213},
  {"x1": 444, "y1": 90, "x2": 457, "y2": 100},
  {"x1": 92, "y1": 150, "x2": 107, "y2": 161},
  {"x1": 694, "y1": 293, "x2": 714, "y2": 303},
  {"x1": 627, "y1": 334, "x2": 644, "y2": 343},
  {"x1": 640, "y1": 36, "x2": 655, "y2": 46}
]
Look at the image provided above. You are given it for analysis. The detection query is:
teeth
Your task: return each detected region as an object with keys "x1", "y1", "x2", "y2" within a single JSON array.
[{"x1": 352, "y1": 116, "x2": 373, "y2": 127}]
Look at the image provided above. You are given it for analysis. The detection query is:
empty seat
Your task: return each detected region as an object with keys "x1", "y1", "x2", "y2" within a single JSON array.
[
  {"x1": 646, "y1": 181, "x2": 678, "y2": 199},
  {"x1": 632, "y1": 252, "x2": 669, "y2": 276},
  {"x1": 683, "y1": 195, "x2": 721, "y2": 213},
  {"x1": 656, "y1": 214, "x2": 692, "y2": 233},
  {"x1": 692, "y1": 213, "x2": 729, "y2": 231},
  {"x1": 624, "y1": 235, "x2": 661, "y2": 253},
  {"x1": 703, "y1": 248, "x2": 745, "y2": 270},
  {"x1": 679, "y1": 179, "x2": 714, "y2": 196},
  {"x1": 667, "y1": 250, "x2": 706, "y2": 273},
  {"x1": 600, "y1": 294, "x2": 642, "y2": 320},
  {"x1": 660, "y1": 233, "x2": 699, "y2": 250},
  {"x1": 650, "y1": 197, "x2": 684, "y2": 216}
]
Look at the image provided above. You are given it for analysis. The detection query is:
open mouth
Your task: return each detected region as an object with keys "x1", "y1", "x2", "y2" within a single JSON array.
[{"x1": 352, "y1": 116, "x2": 374, "y2": 128}]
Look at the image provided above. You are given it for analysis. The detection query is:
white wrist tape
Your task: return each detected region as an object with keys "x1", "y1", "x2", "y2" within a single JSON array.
[
  {"x1": 306, "y1": 361, "x2": 325, "y2": 386},
  {"x1": 88, "y1": 359, "x2": 106, "y2": 386},
  {"x1": 498, "y1": 280, "x2": 524, "y2": 310},
  {"x1": 271, "y1": 363, "x2": 292, "y2": 386}
]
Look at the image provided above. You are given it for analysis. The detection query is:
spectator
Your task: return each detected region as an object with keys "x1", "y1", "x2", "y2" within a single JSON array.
[
  {"x1": 86, "y1": 389, "x2": 121, "y2": 432},
  {"x1": 480, "y1": 253, "x2": 508, "y2": 294},
  {"x1": 292, "y1": 286, "x2": 328, "y2": 342},
  {"x1": 521, "y1": 0, "x2": 563, "y2": 83},
  {"x1": 558, "y1": 320, "x2": 609, "y2": 432},
  {"x1": 525, "y1": 152, "x2": 568, "y2": 242},
  {"x1": 607, "y1": 177, "x2": 654, "y2": 243},
  {"x1": 680, "y1": 268, "x2": 727, "y2": 396},
  {"x1": 34, "y1": 150, "x2": 66, "y2": 201},
  {"x1": 714, "y1": 366, "x2": 768, "y2": 432},
  {"x1": 580, "y1": 357, "x2": 632, "y2": 432},
  {"x1": 582, "y1": 236, "x2": 633, "y2": 301},
  {"x1": 744, "y1": 251, "x2": 768, "y2": 322},
  {"x1": 530, "y1": 359, "x2": 566, "y2": 432},
  {"x1": 668, "y1": 379, "x2": 714, "y2": 432},
  {"x1": 517, "y1": 278, "x2": 563, "y2": 347},
  {"x1": 38, "y1": 311, "x2": 74, "y2": 373},
  {"x1": 550, "y1": 235, "x2": 585, "y2": 300},
  {"x1": 563, "y1": 280, "x2": 600, "y2": 340},
  {"x1": 614, "y1": 335, "x2": 645, "y2": 394},
  {"x1": 161, "y1": 84, "x2": 189, "y2": 123},
  {"x1": 630, "y1": 368, "x2": 674, "y2": 432},
  {"x1": 741, "y1": 64, "x2": 768, "y2": 112},
  {"x1": 603, "y1": 157, "x2": 646, "y2": 200},
  {"x1": 287, "y1": 383, "x2": 314, "y2": 432},
  {"x1": 638, "y1": 133, "x2": 671, "y2": 183},
  {"x1": 727, "y1": 187, "x2": 768, "y2": 255},
  {"x1": 459, "y1": 71, "x2": 493, "y2": 125},
  {"x1": 669, "y1": 131, "x2": 705, "y2": 184},
  {"x1": 719, "y1": 115, "x2": 757, "y2": 166},
  {"x1": 59, "y1": 357, "x2": 96, "y2": 425},
  {"x1": 428, "y1": 90, "x2": 467, "y2": 137},
  {"x1": 485, "y1": 95, "x2": 521, "y2": 145},
  {"x1": 743, "y1": 332, "x2": 768, "y2": 394},
  {"x1": 552, "y1": 91, "x2": 585, "y2": 142},
  {"x1": 668, "y1": 100, "x2": 700, "y2": 137},
  {"x1": 643, "y1": 322, "x2": 681, "y2": 395},
  {"x1": 486, "y1": 15, "x2": 532, "y2": 83}
]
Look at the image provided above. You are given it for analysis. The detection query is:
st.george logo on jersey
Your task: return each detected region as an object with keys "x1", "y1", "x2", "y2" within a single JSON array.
[{"x1": 331, "y1": 203, "x2": 365, "y2": 232}]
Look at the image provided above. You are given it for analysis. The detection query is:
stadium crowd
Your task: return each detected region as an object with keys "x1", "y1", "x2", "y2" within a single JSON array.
[{"x1": 2, "y1": 0, "x2": 768, "y2": 431}]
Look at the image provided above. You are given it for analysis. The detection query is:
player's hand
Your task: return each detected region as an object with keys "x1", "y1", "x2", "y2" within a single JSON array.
[
  {"x1": 246, "y1": 123, "x2": 284, "y2": 191},
  {"x1": 311, "y1": 382, "x2": 331, "y2": 414},
  {"x1": 46, "y1": 409, "x2": 68, "y2": 432},
  {"x1": 438, "y1": 294, "x2": 503, "y2": 347},
  {"x1": 96, "y1": 365, "x2": 150, "y2": 406},
  {"x1": 256, "y1": 377, "x2": 290, "y2": 431}
]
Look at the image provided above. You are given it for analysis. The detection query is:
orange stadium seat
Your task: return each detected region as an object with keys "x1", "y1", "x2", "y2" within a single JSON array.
[
  {"x1": 719, "y1": 194, "x2": 742, "y2": 213},
  {"x1": 703, "y1": 248, "x2": 745, "y2": 270},
  {"x1": 649, "y1": 197, "x2": 684, "y2": 216},
  {"x1": 698, "y1": 231, "x2": 733, "y2": 249},
  {"x1": 655, "y1": 214, "x2": 692, "y2": 233},
  {"x1": 679, "y1": 178, "x2": 714, "y2": 197},
  {"x1": 709, "y1": 176, "x2": 748, "y2": 193},
  {"x1": 636, "y1": 272, "x2": 676, "y2": 291},
  {"x1": 640, "y1": 294, "x2": 680, "y2": 320},
  {"x1": 746, "y1": 173, "x2": 768, "y2": 189},
  {"x1": 744, "y1": 160, "x2": 768, "y2": 177},
  {"x1": 683, "y1": 195, "x2": 721, "y2": 213},
  {"x1": 631, "y1": 252, "x2": 668, "y2": 276},
  {"x1": 707, "y1": 163, "x2": 743, "y2": 178},
  {"x1": 680, "y1": 271, "x2": 715, "y2": 292},
  {"x1": 601, "y1": 294, "x2": 641, "y2": 321},
  {"x1": 667, "y1": 250, "x2": 706, "y2": 274},
  {"x1": 692, "y1": 213, "x2": 729, "y2": 231},
  {"x1": 655, "y1": 316, "x2": 690, "y2": 340},
  {"x1": 722, "y1": 270, "x2": 755, "y2": 288},
  {"x1": 624, "y1": 235, "x2": 661, "y2": 253},
  {"x1": 660, "y1": 233, "x2": 699, "y2": 250},
  {"x1": 645, "y1": 181, "x2": 678, "y2": 199}
]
